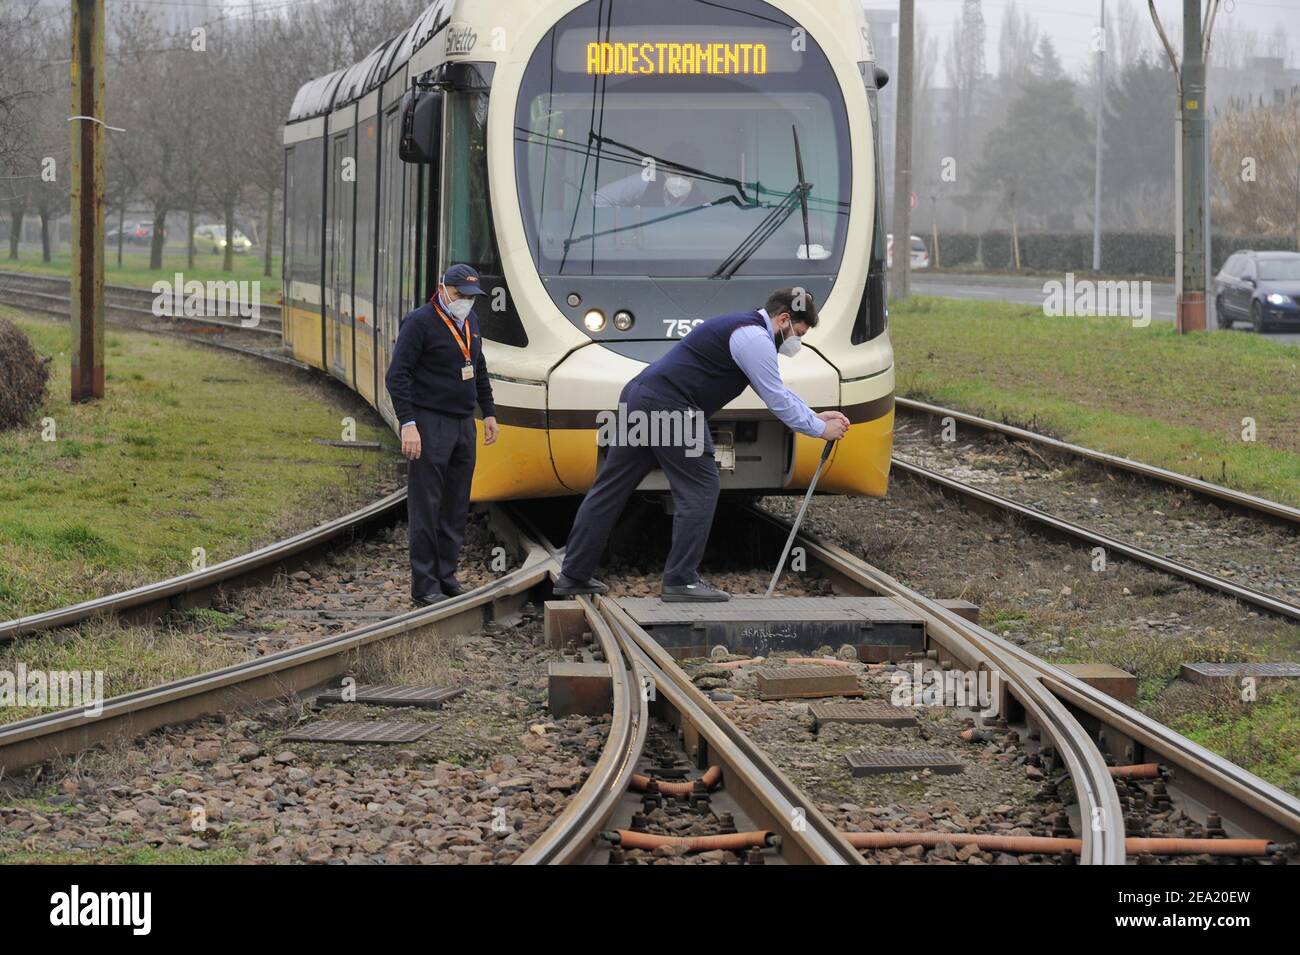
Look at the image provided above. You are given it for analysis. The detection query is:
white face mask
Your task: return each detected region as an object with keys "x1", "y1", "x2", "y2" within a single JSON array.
[
  {"x1": 777, "y1": 319, "x2": 802, "y2": 357},
  {"x1": 441, "y1": 288, "x2": 474, "y2": 321},
  {"x1": 664, "y1": 175, "x2": 692, "y2": 199}
]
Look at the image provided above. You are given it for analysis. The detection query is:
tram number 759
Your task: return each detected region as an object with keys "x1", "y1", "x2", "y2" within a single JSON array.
[{"x1": 663, "y1": 319, "x2": 703, "y2": 338}]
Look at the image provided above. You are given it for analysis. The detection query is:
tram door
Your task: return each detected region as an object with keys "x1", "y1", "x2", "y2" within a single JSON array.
[{"x1": 327, "y1": 129, "x2": 354, "y2": 381}]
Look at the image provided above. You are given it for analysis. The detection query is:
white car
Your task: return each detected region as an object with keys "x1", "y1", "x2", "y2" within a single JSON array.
[
  {"x1": 193, "y1": 224, "x2": 253, "y2": 255},
  {"x1": 886, "y1": 233, "x2": 929, "y2": 269}
]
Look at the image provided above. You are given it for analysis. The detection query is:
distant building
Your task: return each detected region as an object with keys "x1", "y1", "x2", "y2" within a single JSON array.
[{"x1": 1209, "y1": 56, "x2": 1300, "y2": 112}]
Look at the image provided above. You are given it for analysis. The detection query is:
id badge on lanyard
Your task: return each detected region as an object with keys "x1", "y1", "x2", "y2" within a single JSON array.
[{"x1": 434, "y1": 298, "x2": 475, "y2": 381}]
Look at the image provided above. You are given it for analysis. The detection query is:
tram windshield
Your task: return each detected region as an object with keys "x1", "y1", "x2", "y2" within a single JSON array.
[{"x1": 515, "y1": 0, "x2": 851, "y2": 279}]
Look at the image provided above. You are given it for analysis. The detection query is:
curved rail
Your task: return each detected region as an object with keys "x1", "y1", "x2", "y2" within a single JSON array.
[
  {"x1": 745, "y1": 505, "x2": 1126, "y2": 865},
  {"x1": 896, "y1": 396, "x2": 1300, "y2": 526},
  {"x1": 0, "y1": 523, "x2": 551, "y2": 775},
  {"x1": 515, "y1": 598, "x2": 647, "y2": 865},
  {"x1": 891, "y1": 458, "x2": 1300, "y2": 622},
  {"x1": 749, "y1": 504, "x2": 1300, "y2": 854},
  {"x1": 505, "y1": 504, "x2": 860, "y2": 864},
  {"x1": 0, "y1": 488, "x2": 409, "y2": 642},
  {"x1": 597, "y1": 597, "x2": 863, "y2": 865}
]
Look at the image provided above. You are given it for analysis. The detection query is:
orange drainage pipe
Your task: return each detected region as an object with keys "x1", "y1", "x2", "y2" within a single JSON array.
[
  {"x1": 1108, "y1": 763, "x2": 1163, "y2": 780},
  {"x1": 607, "y1": 829, "x2": 774, "y2": 852},
  {"x1": 715, "y1": 657, "x2": 763, "y2": 670},
  {"x1": 840, "y1": 831, "x2": 1278, "y2": 857},
  {"x1": 630, "y1": 765, "x2": 722, "y2": 797}
]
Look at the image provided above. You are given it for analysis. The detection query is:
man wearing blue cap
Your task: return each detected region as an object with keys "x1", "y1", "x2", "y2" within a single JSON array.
[{"x1": 386, "y1": 264, "x2": 499, "y2": 606}]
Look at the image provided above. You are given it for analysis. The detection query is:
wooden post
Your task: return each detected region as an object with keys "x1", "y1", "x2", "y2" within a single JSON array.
[{"x1": 70, "y1": 0, "x2": 105, "y2": 401}]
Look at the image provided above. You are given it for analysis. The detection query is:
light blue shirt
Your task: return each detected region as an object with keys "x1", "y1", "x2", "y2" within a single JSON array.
[{"x1": 728, "y1": 308, "x2": 826, "y2": 438}]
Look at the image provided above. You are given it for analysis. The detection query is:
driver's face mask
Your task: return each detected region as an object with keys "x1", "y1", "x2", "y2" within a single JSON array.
[
  {"x1": 664, "y1": 175, "x2": 692, "y2": 200},
  {"x1": 776, "y1": 318, "x2": 802, "y2": 357}
]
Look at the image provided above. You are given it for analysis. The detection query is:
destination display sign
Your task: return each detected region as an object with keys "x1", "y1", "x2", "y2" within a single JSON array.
[{"x1": 586, "y1": 41, "x2": 768, "y2": 76}]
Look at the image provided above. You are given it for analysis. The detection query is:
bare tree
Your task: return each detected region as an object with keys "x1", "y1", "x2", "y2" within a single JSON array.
[
  {"x1": 1211, "y1": 92, "x2": 1300, "y2": 239},
  {"x1": 997, "y1": 0, "x2": 1039, "y2": 88}
]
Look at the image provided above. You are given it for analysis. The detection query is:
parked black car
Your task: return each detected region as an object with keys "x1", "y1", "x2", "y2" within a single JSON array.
[{"x1": 1215, "y1": 250, "x2": 1300, "y2": 332}]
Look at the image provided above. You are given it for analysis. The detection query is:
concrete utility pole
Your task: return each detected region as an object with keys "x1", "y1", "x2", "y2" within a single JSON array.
[
  {"x1": 1179, "y1": 0, "x2": 1207, "y2": 332},
  {"x1": 1092, "y1": 0, "x2": 1106, "y2": 272},
  {"x1": 70, "y1": 0, "x2": 106, "y2": 400},
  {"x1": 889, "y1": 0, "x2": 915, "y2": 303},
  {"x1": 1148, "y1": 0, "x2": 1212, "y2": 333}
]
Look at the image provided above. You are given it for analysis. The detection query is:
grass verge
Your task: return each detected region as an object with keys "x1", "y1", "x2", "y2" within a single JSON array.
[
  {"x1": 890, "y1": 297, "x2": 1300, "y2": 505},
  {"x1": 0, "y1": 307, "x2": 398, "y2": 618},
  {"x1": 2, "y1": 248, "x2": 280, "y2": 297}
]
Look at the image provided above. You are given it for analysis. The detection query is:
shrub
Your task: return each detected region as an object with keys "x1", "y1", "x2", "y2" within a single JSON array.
[
  {"x1": 935, "y1": 232, "x2": 979, "y2": 267},
  {"x1": 0, "y1": 317, "x2": 51, "y2": 431},
  {"x1": 980, "y1": 230, "x2": 1012, "y2": 269}
]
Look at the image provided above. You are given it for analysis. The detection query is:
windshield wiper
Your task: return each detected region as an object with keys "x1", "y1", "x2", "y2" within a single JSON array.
[
  {"x1": 710, "y1": 126, "x2": 812, "y2": 280},
  {"x1": 561, "y1": 195, "x2": 745, "y2": 253}
]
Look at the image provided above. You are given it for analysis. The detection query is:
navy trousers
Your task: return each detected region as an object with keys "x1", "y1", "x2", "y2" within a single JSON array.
[
  {"x1": 407, "y1": 409, "x2": 476, "y2": 598},
  {"x1": 562, "y1": 380, "x2": 719, "y2": 586}
]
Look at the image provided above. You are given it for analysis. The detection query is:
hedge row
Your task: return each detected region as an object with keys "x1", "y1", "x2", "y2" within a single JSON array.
[{"x1": 924, "y1": 231, "x2": 1298, "y2": 276}]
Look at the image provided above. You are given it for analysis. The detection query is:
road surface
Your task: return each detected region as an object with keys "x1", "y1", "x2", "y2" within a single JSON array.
[{"x1": 910, "y1": 271, "x2": 1300, "y2": 347}]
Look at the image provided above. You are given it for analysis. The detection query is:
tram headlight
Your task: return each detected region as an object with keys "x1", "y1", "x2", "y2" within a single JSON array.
[
  {"x1": 613, "y1": 310, "x2": 634, "y2": 331},
  {"x1": 583, "y1": 309, "x2": 606, "y2": 332}
]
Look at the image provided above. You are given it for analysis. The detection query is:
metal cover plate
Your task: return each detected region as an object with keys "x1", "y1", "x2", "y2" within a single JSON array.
[
  {"x1": 756, "y1": 666, "x2": 861, "y2": 700},
  {"x1": 845, "y1": 750, "x2": 964, "y2": 776},
  {"x1": 618, "y1": 596, "x2": 923, "y2": 625},
  {"x1": 315, "y1": 684, "x2": 465, "y2": 708},
  {"x1": 810, "y1": 701, "x2": 917, "y2": 726},
  {"x1": 282, "y1": 720, "x2": 431, "y2": 744},
  {"x1": 1182, "y1": 662, "x2": 1300, "y2": 682}
]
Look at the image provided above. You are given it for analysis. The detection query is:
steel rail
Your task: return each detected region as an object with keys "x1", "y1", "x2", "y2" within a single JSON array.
[
  {"x1": 0, "y1": 488, "x2": 410, "y2": 642},
  {"x1": 891, "y1": 458, "x2": 1300, "y2": 622},
  {"x1": 0, "y1": 269, "x2": 282, "y2": 331},
  {"x1": 0, "y1": 525, "x2": 552, "y2": 775},
  {"x1": 745, "y1": 505, "x2": 1127, "y2": 865},
  {"x1": 597, "y1": 597, "x2": 863, "y2": 864},
  {"x1": 515, "y1": 596, "x2": 647, "y2": 865},
  {"x1": 896, "y1": 396, "x2": 1300, "y2": 526},
  {"x1": 0, "y1": 283, "x2": 281, "y2": 337},
  {"x1": 507, "y1": 505, "x2": 859, "y2": 864},
  {"x1": 998, "y1": 638, "x2": 1300, "y2": 844}
]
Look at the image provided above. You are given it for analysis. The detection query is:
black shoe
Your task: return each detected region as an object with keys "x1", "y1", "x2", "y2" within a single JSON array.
[
  {"x1": 660, "y1": 580, "x2": 729, "y2": 602},
  {"x1": 441, "y1": 581, "x2": 468, "y2": 598},
  {"x1": 553, "y1": 573, "x2": 610, "y2": 597},
  {"x1": 413, "y1": 593, "x2": 447, "y2": 608}
]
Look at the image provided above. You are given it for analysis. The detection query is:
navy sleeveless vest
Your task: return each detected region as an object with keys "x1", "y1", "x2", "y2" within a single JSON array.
[{"x1": 633, "y1": 311, "x2": 768, "y2": 417}]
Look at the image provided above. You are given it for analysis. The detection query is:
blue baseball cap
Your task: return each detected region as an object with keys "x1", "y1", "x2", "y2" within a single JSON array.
[{"x1": 442, "y1": 263, "x2": 487, "y2": 296}]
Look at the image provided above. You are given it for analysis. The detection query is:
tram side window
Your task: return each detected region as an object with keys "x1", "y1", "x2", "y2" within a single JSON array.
[
  {"x1": 355, "y1": 117, "x2": 378, "y2": 325},
  {"x1": 283, "y1": 146, "x2": 294, "y2": 298},
  {"x1": 851, "y1": 72, "x2": 888, "y2": 344},
  {"x1": 291, "y1": 137, "x2": 324, "y2": 296},
  {"x1": 380, "y1": 104, "x2": 404, "y2": 337},
  {"x1": 443, "y1": 91, "x2": 527, "y2": 346}
]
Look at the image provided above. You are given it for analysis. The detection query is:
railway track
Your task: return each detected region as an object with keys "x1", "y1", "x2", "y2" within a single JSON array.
[
  {"x1": 746, "y1": 503, "x2": 1300, "y2": 859},
  {"x1": 0, "y1": 269, "x2": 299, "y2": 368},
  {"x1": 893, "y1": 398, "x2": 1300, "y2": 622},
  {"x1": 4, "y1": 498, "x2": 1297, "y2": 863},
  {"x1": 896, "y1": 397, "x2": 1300, "y2": 526}
]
